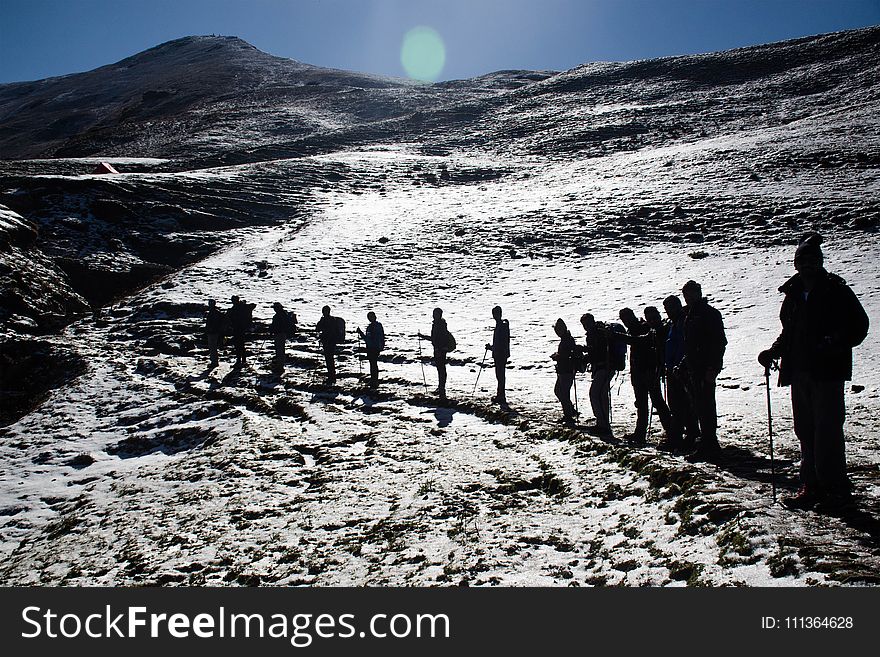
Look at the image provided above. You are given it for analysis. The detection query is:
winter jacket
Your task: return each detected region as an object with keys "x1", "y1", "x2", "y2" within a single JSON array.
[
  {"x1": 620, "y1": 320, "x2": 656, "y2": 374},
  {"x1": 665, "y1": 315, "x2": 686, "y2": 370},
  {"x1": 205, "y1": 308, "x2": 224, "y2": 334},
  {"x1": 769, "y1": 270, "x2": 869, "y2": 385},
  {"x1": 227, "y1": 302, "x2": 254, "y2": 336},
  {"x1": 363, "y1": 321, "x2": 385, "y2": 352},
  {"x1": 430, "y1": 318, "x2": 451, "y2": 354},
  {"x1": 585, "y1": 325, "x2": 610, "y2": 370},
  {"x1": 682, "y1": 300, "x2": 726, "y2": 374},
  {"x1": 317, "y1": 315, "x2": 339, "y2": 348},
  {"x1": 491, "y1": 319, "x2": 510, "y2": 360},
  {"x1": 270, "y1": 310, "x2": 289, "y2": 336},
  {"x1": 555, "y1": 331, "x2": 578, "y2": 374}
]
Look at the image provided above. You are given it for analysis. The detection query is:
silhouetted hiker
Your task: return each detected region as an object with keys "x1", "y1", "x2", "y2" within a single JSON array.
[
  {"x1": 618, "y1": 307, "x2": 673, "y2": 445},
  {"x1": 205, "y1": 299, "x2": 224, "y2": 369},
  {"x1": 679, "y1": 280, "x2": 727, "y2": 461},
  {"x1": 316, "y1": 305, "x2": 343, "y2": 385},
  {"x1": 580, "y1": 313, "x2": 613, "y2": 435},
  {"x1": 270, "y1": 302, "x2": 296, "y2": 365},
  {"x1": 758, "y1": 233, "x2": 869, "y2": 511},
  {"x1": 644, "y1": 305, "x2": 677, "y2": 449},
  {"x1": 227, "y1": 295, "x2": 255, "y2": 368},
  {"x1": 418, "y1": 308, "x2": 454, "y2": 400},
  {"x1": 356, "y1": 311, "x2": 385, "y2": 388},
  {"x1": 662, "y1": 295, "x2": 700, "y2": 452},
  {"x1": 551, "y1": 318, "x2": 578, "y2": 423},
  {"x1": 486, "y1": 305, "x2": 511, "y2": 409}
]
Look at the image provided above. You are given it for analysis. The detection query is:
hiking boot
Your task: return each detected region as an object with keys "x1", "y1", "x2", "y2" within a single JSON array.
[
  {"x1": 685, "y1": 443, "x2": 722, "y2": 463},
  {"x1": 813, "y1": 490, "x2": 855, "y2": 514},
  {"x1": 782, "y1": 485, "x2": 819, "y2": 511},
  {"x1": 656, "y1": 439, "x2": 680, "y2": 452},
  {"x1": 623, "y1": 433, "x2": 646, "y2": 445}
]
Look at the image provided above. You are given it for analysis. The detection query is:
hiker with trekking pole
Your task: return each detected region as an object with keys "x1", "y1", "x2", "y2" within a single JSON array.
[
  {"x1": 481, "y1": 305, "x2": 510, "y2": 409},
  {"x1": 356, "y1": 311, "x2": 385, "y2": 389},
  {"x1": 550, "y1": 318, "x2": 578, "y2": 424},
  {"x1": 580, "y1": 312, "x2": 620, "y2": 437},
  {"x1": 617, "y1": 307, "x2": 673, "y2": 446},
  {"x1": 679, "y1": 280, "x2": 727, "y2": 463},
  {"x1": 270, "y1": 302, "x2": 296, "y2": 368},
  {"x1": 662, "y1": 295, "x2": 700, "y2": 454},
  {"x1": 757, "y1": 232, "x2": 869, "y2": 512},
  {"x1": 316, "y1": 305, "x2": 345, "y2": 386},
  {"x1": 418, "y1": 307, "x2": 455, "y2": 401}
]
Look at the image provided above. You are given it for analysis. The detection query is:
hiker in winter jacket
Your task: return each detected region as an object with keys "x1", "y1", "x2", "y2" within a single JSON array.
[
  {"x1": 619, "y1": 307, "x2": 673, "y2": 445},
  {"x1": 270, "y1": 302, "x2": 291, "y2": 365},
  {"x1": 551, "y1": 318, "x2": 578, "y2": 423},
  {"x1": 205, "y1": 299, "x2": 224, "y2": 369},
  {"x1": 316, "y1": 305, "x2": 341, "y2": 385},
  {"x1": 679, "y1": 280, "x2": 727, "y2": 461},
  {"x1": 357, "y1": 311, "x2": 385, "y2": 388},
  {"x1": 485, "y1": 306, "x2": 511, "y2": 409},
  {"x1": 227, "y1": 295, "x2": 255, "y2": 368},
  {"x1": 419, "y1": 308, "x2": 451, "y2": 400},
  {"x1": 758, "y1": 233, "x2": 869, "y2": 511},
  {"x1": 662, "y1": 295, "x2": 700, "y2": 452},
  {"x1": 581, "y1": 313, "x2": 613, "y2": 435}
]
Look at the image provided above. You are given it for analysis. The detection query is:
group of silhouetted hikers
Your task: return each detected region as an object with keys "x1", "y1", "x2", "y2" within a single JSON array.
[
  {"x1": 550, "y1": 278, "x2": 727, "y2": 466},
  {"x1": 201, "y1": 233, "x2": 868, "y2": 513}
]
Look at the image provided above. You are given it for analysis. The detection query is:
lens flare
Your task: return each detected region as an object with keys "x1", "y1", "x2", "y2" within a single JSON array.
[{"x1": 400, "y1": 26, "x2": 446, "y2": 82}]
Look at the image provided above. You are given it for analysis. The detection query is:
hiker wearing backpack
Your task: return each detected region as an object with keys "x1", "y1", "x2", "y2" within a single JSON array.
[
  {"x1": 227, "y1": 295, "x2": 255, "y2": 368},
  {"x1": 679, "y1": 280, "x2": 727, "y2": 462},
  {"x1": 757, "y1": 233, "x2": 869, "y2": 511},
  {"x1": 316, "y1": 305, "x2": 344, "y2": 385},
  {"x1": 356, "y1": 311, "x2": 385, "y2": 388},
  {"x1": 270, "y1": 302, "x2": 295, "y2": 366},
  {"x1": 551, "y1": 318, "x2": 578, "y2": 423},
  {"x1": 580, "y1": 313, "x2": 614, "y2": 435},
  {"x1": 205, "y1": 299, "x2": 224, "y2": 369},
  {"x1": 618, "y1": 307, "x2": 673, "y2": 445},
  {"x1": 485, "y1": 305, "x2": 511, "y2": 409},
  {"x1": 662, "y1": 295, "x2": 700, "y2": 453},
  {"x1": 418, "y1": 308, "x2": 454, "y2": 400}
]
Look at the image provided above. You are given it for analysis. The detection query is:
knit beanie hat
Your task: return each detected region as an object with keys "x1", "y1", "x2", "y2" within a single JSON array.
[{"x1": 794, "y1": 232, "x2": 823, "y2": 264}]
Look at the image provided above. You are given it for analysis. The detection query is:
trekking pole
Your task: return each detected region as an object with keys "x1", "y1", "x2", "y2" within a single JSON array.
[
  {"x1": 764, "y1": 364, "x2": 777, "y2": 504},
  {"x1": 417, "y1": 335, "x2": 429, "y2": 394},
  {"x1": 357, "y1": 332, "x2": 364, "y2": 378},
  {"x1": 472, "y1": 348, "x2": 489, "y2": 395}
]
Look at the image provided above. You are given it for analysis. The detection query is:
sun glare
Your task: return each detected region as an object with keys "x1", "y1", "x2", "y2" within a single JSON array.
[{"x1": 400, "y1": 26, "x2": 446, "y2": 82}]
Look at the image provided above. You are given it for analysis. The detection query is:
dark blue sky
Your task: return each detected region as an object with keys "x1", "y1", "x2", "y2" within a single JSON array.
[{"x1": 1, "y1": 0, "x2": 878, "y2": 83}]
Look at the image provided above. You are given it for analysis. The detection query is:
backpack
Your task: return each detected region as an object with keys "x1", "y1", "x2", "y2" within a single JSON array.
[
  {"x1": 334, "y1": 316, "x2": 346, "y2": 343},
  {"x1": 444, "y1": 330, "x2": 456, "y2": 352},
  {"x1": 286, "y1": 311, "x2": 297, "y2": 335},
  {"x1": 607, "y1": 322, "x2": 627, "y2": 371},
  {"x1": 571, "y1": 343, "x2": 588, "y2": 373}
]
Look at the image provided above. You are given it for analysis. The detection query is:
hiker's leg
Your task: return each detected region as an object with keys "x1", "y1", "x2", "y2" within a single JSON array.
[
  {"x1": 631, "y1": 370, "x2": 649, "y2": 439},
  {"x1": 791, "y1": 371, "x2": 818, "y2": 491},
  {"x1": 811, "y1": 376, "x2": 849, "y2": 495},
  {"x1": 590, "y1": 368, "x2": 611, "y2": 429},
  {"x1": 649, "y1": 373, "x2": 673, "y2": 433},
  {"x1": 436, "y1": 351, "x2": 447, "y2": 395},
  {"x1": 367, "y1": 349, "x2": 379, "y2": 386},
  {"x1": 207, "y1": 333, "x2": 219, "y2": 365},
  {"x1": 495, "y1": 358, "x2": 507, "y2": 402}
]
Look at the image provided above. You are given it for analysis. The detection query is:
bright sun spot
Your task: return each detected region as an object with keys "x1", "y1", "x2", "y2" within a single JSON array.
[{"x1": 400, "y1": 26, "x2": 446, "y2": 82}]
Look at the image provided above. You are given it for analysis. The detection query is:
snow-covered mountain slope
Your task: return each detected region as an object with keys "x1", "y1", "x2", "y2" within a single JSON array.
[{"x1": 0, "y1": 28, "x2": 878, "y2": 586}]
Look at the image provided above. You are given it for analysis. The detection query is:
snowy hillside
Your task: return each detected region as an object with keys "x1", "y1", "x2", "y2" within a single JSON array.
[{"x1": 0, "y1": 28, "x2": 878, "y2": 586}]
